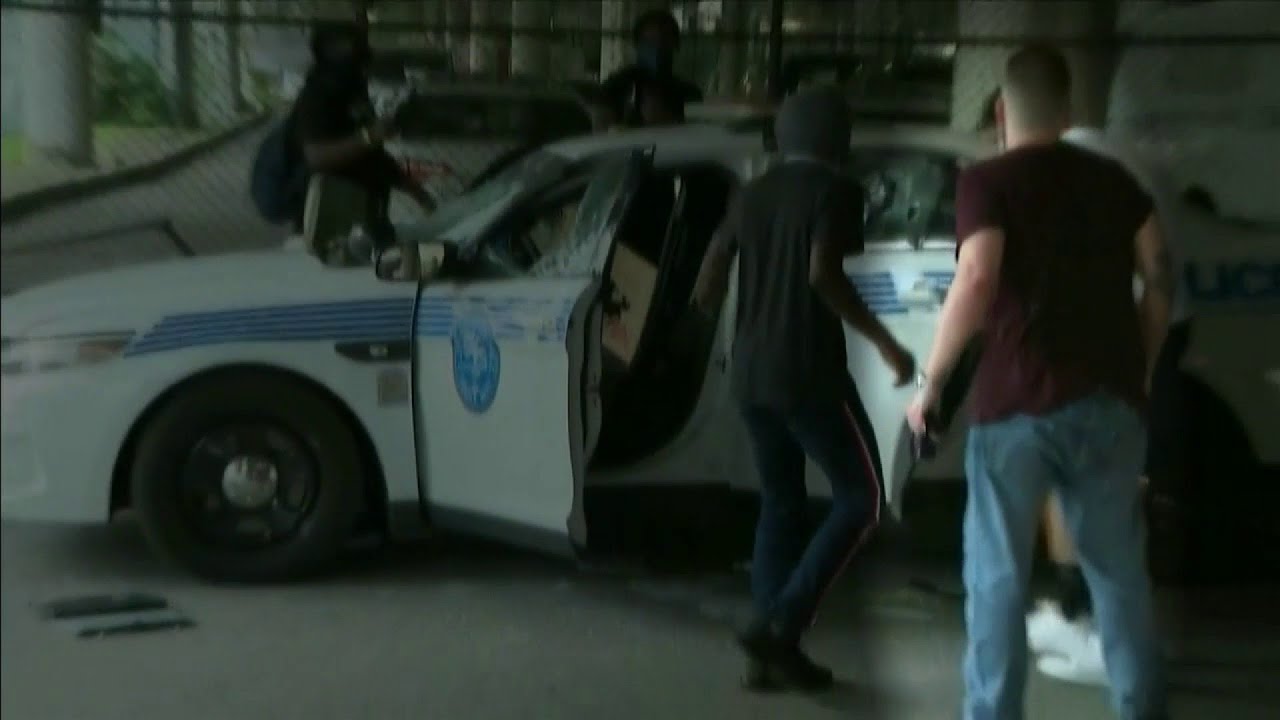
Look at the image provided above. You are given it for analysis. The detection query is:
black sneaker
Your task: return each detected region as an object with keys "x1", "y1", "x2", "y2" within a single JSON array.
[
  {"x1": 735, "y1": 622, "x2": 774, "y2": 662},
  {"x1": 771, "y1": 645, "x2": 835, "y2": 692},
  {"x1": 736, "y1": 624, "x2": 835, "y2": 693},
  {"x1": 741, "y1": 658, "x2": 783, "y2": 693}
]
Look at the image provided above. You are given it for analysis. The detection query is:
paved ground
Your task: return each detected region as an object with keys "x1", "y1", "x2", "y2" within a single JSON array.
[
  {"x1": 0, "y1": 123, "x2": 279, "y2": 294},
  {"x1": 3, "y1": 517, "x2": 1278, "y2": 720},
  {"x1": 3, "y1": 133, "x2": 1278, "y2": 720},
  {"x1": 1, "y1": 125, "x2": 230, "y2": 201}
]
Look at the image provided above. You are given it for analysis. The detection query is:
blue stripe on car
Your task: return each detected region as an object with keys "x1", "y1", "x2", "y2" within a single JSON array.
[{"x1": 122, "y1": 272, "x2": 954, "y2": 356}]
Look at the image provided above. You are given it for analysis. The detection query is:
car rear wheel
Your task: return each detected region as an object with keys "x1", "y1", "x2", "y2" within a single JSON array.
[
  {"x1": 131, "y1": 371, "x2": 364, "y2": 582},
  {"x1": 1147, "y1": 376, "x2": 1268, "y2": 585}
]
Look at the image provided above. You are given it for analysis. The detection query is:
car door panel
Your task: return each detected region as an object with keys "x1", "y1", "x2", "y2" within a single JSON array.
[
  {"x1": 414, "y1": 282, "x2": 584, "y2": 555},
  {"x1": 1179, "y1": 219, "x2": 1280, "y2": 465},
  {"x1": 825, "y1": 146, "x2": 966, "y2": 515},
  {"x1": 413, "y1": 149, "x2": 654, "y2": 555}
]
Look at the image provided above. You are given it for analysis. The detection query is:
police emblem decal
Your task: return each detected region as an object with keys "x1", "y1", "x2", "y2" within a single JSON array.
[{"x1": 451, "y1": 315, "x2": 501, "y2": 414}]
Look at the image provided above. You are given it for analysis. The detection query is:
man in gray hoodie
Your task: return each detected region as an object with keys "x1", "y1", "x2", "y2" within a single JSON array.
[{"x1": 692, "y1": 87, "x2": 915, "y2": 691}]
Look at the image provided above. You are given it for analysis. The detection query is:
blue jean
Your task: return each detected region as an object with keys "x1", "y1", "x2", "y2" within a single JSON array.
[
  {"x1": 740, "y1": 382, "x2": 882, "y2": 642},
  {"x1": 963, "y1": 393, "x2": 1167, "y2": 720}
]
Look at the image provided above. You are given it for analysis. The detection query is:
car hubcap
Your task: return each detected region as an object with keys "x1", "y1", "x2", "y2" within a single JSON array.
[
  {"x1": 180, "y1": 424, "x2": 318, "y2": 550},
  {"x1": 221, "y1": 455, "x2": 279, "y2": 510}
]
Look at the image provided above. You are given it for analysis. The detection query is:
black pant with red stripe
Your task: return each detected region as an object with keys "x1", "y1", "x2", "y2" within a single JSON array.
[{"x1": 739, "y1": 378, "x2": 883, "y2": 643}]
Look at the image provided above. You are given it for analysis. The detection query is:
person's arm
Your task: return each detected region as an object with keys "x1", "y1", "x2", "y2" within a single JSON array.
[
  {"x1": 809, "y1": 185, "x2": 912, "y2": 381},
  {"x1": 692, "y1": 191, "x2": 741, "y2": 313},
  {"x1": 295, "y1": 83, "x2": 391, "y2": 171},
  {"x1": 919, "y1": 169, "x2": 1003, "y2": 390},
  {"x1": 596, "y1": 68, "x2": 636, "y2": 128},
  {"x1": 921, "y1": 228, "x2": 1002, "y2": 385},
  {"x1": 1134, "y1": 212, "x2": 1172, "y2": 387},
  {"x1": 385, "y1": 152, "x2": 437, "y2": 212},
  {"x1": 303, "y1": 116, "x2": 397, "y2": 171}
]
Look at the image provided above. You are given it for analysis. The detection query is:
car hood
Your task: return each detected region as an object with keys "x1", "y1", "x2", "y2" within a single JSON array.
[{"x1": 1, "y1": 247, "x2": 387, "y2": 337}]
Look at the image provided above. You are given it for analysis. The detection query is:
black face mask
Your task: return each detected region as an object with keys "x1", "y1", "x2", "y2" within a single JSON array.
[
  {"x1": 318, "y1": 55, "x2": 367, "y2": 90},
  {"x1": 636, "y1": 42, "x2": 675, "y2": 76},
  {"x1": 315, "y1": 29, "x2": 370, "y2": 86}
]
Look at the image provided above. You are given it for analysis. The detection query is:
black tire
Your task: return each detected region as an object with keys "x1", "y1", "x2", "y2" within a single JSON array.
[
  {"x1": 1149, "y1": 377, "x2": 1263, "y2": 585},
  {"x1": 131, "y1": 371, "x2": 364, "y2": 582}
]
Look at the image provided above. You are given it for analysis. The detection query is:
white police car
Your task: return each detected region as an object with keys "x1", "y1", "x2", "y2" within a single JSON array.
[{"x1": 2, "y1": 124, "x2": 1275, "y2": 581}]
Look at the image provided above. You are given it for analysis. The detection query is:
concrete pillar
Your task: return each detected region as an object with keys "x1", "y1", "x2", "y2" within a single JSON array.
[
  {"x1": 443, "y1": 0, "x2": 469, "y2": 71},
  {"x1": 849, "y1": 0, "x2": 884, "y2": 61},
  {"x1": 550, "y1": 0, "x2": 596, "y2": 80},
  {"x1": 510, "y1": 0, "x2": 551, "y2": 78},
  {"x1": 171, "y1": 0, "x2": 198, "y2": 128},
  {"x1": 20, "y1": 0, "x2": 94, "y2": 166},
  {"x1": 599, "y1": 0, "x2": 630, "y2": 79},
  {"x1": 469, "y1": 0, "x2": 501, "y2": 75},
  {"x1": 951, "y1": 0, "x2": 1118, "y2": 131},
  {"x1": 717, "y1": 0, "x2": 745, "y2": 97},
  {"x1": 193, "y1": 0, "x2": 246, "y2": 128}
]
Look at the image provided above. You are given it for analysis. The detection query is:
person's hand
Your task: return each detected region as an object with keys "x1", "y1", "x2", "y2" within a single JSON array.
[
  {"x1": 911, "y1": 368, "x2": 952, "y2": 430},
  {"x1": 368, "y1": 115, "x2": 398, "y2": 144},
  {"x1": 905, "y1": 376, "x2": 941, "y2": 436},
  {"x1": 878, "y1": 340, "x2": 915, "y2": 388}
]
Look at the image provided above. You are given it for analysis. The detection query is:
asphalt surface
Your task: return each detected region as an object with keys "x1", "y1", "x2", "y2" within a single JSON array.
[
  {"x1": 3, "y1": 137, "x2": 1279, "y2": 720},
  {"x1": 0, "y1": 124, "x2": 280, "y2": 295},
  {"x1": 4, "y1": 518, "x2": 1279, "y2": 720}
]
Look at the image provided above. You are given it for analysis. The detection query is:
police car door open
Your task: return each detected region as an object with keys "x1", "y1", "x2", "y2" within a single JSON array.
[{"x1": 411, "y1": 148, "x2": 654, "y2": 557}]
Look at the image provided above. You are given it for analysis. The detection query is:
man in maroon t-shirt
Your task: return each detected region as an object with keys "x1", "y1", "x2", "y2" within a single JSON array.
[{"x1": 906, "y1": 46, "x2": 1172, "y2": 720}]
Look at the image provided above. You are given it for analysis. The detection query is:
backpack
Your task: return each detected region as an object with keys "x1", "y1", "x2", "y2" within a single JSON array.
[{"x1": 250, "y1": 120, "x2": 309, "y2": 224}]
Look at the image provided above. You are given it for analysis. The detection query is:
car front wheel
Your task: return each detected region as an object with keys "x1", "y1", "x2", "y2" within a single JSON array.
[{"x1": 130, "y1": 371, "x2": 364, "y2": 581}]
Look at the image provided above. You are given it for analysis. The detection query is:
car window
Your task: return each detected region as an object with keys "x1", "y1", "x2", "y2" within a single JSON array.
[
  {"x1": 529, "y1": 152, "x2": 642, "y2": 277},
  {"x1": 417, "y1": 152, "x2": 568, "y2": 241},
  {"x1": 850, "y1": 148, "x2": 960, "y2": 244},
  {"x1": 398, "y1": 95, "x2": 592, "y2": 141},
  {"x1": 487, "y1": 183, "x2": 590, "y2": 275}
]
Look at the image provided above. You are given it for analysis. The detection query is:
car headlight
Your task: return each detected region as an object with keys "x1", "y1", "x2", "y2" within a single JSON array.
[{"x1": 0, "y1": 333, "x2": 133, "y2": 375}]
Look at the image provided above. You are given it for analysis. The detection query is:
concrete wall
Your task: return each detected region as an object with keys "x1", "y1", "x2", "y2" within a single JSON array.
[
  {"x1": 3, "y1": 0, "x2": 252, "y2": 136},
  {"x1": 951, "y1": 0, "x2": 1118, "y2": 131},
  {"x1": 17, "y1": 1, "x2": 94, "y2": 165},
  {"x1": 1, "y1": 8, "x2": 25, "y2": 133}
]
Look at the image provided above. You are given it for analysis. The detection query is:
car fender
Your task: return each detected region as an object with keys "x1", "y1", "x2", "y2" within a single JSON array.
[{"x1": 111, "y1": 343, "x2": 420, "y2": 519}]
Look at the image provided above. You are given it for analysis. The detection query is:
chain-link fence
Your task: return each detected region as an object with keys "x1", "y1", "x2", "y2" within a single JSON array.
[{"x1": 0, "y1": 0, "x2": 1276, "y2": 287}]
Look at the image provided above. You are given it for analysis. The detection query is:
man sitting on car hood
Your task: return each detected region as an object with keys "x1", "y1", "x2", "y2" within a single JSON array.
[{"x1": 287, "y1": 20, "x2": 436, "y2": 276}]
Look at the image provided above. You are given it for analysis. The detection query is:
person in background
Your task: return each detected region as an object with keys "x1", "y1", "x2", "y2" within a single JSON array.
[
  {"x1": 978, "y1": 89, "x2": 1193, "y2": 688},
  {"x1": 599, "y1": 9, "x2": 703, "y2": 127},
  {"x1": 692, "y1": 87, "x2": 914, "y2": 692},
  {"x1": 287, "y1": 20, "x2": 435, "y2": 276},
  {"x1": 909, "y1": 46, "x2": 1169, "y2": 719}
]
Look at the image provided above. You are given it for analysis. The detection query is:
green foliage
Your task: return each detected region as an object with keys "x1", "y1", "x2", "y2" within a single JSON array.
[
  {"x1": 91, "y1": 30, "x2": 175, "y2": 127},
  {"x1": 247, "y1": 68, "x2": 284, "y2": 112}
]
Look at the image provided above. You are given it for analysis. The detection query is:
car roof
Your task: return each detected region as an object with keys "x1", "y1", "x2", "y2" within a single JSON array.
[
  {"x1": 539, "y1": 123, "x2": 990, "y2": 166},
  {"x1": 847, "y1": 124, "x2": 992, "y2": 158},
  {"x1": 540, "y1": 125, "x2": 759, "y2": 164},
  {"x1": 408, "y1": 78, "x2": 583, "y2": 99}
]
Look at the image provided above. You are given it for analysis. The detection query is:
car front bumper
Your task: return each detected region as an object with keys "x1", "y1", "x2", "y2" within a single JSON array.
[{"x1": 2, "y1": 368, "x2": 128, "y2": 523}]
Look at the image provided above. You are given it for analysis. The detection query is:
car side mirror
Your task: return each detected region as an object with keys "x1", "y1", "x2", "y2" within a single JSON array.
[{"x1": 375, "y1": 243, "x2": 451, "y2": 283}]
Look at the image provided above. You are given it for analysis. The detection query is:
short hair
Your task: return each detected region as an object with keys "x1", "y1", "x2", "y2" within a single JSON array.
[
  {"x1": 1002, "y1": 44, "x2": 1071, "y2": 128},
  {"x1": 310, "y1": 20, "x2": 368, "y2": 65},
  {"x1": 633, "y1": 9, "x2": 681, "y2": 47}
]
